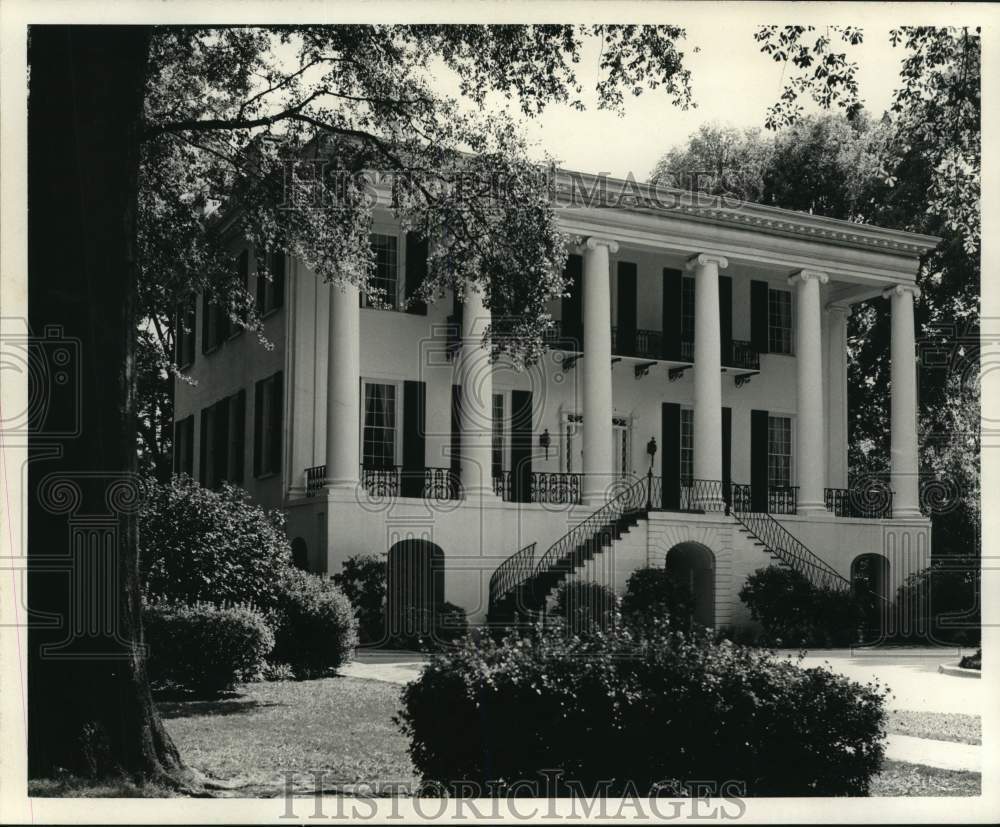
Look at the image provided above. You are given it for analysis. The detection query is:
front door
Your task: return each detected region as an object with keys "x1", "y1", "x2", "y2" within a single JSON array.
[{"x1": 564, "y1": 415, "x2": 631, "y2": 480}]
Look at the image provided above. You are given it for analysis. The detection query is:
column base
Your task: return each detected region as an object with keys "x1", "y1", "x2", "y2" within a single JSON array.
[
  {"x1": 797, "y1": 501, "x2": 828, "y2": 516},
  {"x1": 462, "y1": 487, "x2": 503, "y2": 506},
  {"x1": 324, "y1": 480, "x2": 359, "y2": 494},
  {"x1": 891, "y1": 506, "x2": 924, "y2": 520}
]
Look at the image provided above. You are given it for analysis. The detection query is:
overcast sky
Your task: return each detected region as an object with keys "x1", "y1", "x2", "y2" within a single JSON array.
[{"x1": 438, "y1": 24, "x2": 907, "y2": 180}]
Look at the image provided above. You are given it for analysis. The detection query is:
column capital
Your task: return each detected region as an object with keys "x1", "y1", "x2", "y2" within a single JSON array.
[
  {"x1": 584, "y1": 236, "x2": 620, "y2": 253},
  {"x1": 882, "y1": 283, "x2": 921, "y2": 300},
  {"x1": 685, "y1": 252, "x2": 729, "y2": 271},
  {"x1": 788, "y1": 269, "x2": 829, "y2": 286},
  {"x1": 825, "y1": 301, "x2": 852, "y2": 317}
]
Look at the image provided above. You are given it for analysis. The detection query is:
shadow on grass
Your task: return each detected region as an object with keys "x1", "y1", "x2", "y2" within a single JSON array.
[{"x1": 156, "y1": 696, "x2": 281, "y2": 720}]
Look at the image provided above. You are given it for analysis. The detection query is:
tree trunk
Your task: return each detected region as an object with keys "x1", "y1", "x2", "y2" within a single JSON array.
[{"x1": 27, "y1": 25, "x2": 184, "y2": 782}]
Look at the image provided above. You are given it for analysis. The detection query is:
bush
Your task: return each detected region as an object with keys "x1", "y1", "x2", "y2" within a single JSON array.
[
  {"x1": 892, "y1": 559, "x2": 980, "y2": 645},
  {"x1": 738, "y1": 566, "x2": 864, "y2": 647},
  {"x1": 397, "y1": 623, "x2": 888, "y2": 796},
  {"x1": 388, "y1": 602, "x2": 470, "y2": 651},
  {"x1": 144, "y1": 601, "x2": 274, "y2": 694},
  {"x1": 959, "y1": 648, "x2": 981, "y2": 670},
  {"x1": 434, "y1": 602, "x2": 470, "y2": 646},
  {"x1": 552, "y1": 581, "x2": 619, "y2": 636},
  {"x1": 621, "y1": 567, "x2": 694, "y2": 629},
  {"x1": 332, "y1": 554, "x2": 387, "y2": 643},
  {"x1": 140, "y1": 476, "x2": 292, "y2": 611},
  {"x1": 272, "y1": 571, "x2": 358, "y2": 678}
]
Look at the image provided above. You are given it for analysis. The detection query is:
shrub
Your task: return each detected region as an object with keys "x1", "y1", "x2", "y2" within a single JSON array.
[
  {"x1": 388, "y1": 602, "x2": 470, "y2": 651},
  {"x1": 140, "y1": 476, "x2": 292, "y2": 611},
  {"x1": 272, "y1": 571, "x2": 358, "y2": 678},
  {"x1": 144, "y1": 601, "x2": 274, "y2": 694},
  {"x1": 621, "y1": 567, "x2": 693, "y2": 629},
  {"x1": 893, "y1": 559, "x2": 980, "y2": 645},
  {"x1": 332, "y1": 553, "x2": 387, "y2": 643},
  {"x1": 552, "y1": 581, "x2": 619, "y2": 636},
  {"x1": 959, "y1": 648, "x2": 981, "y2": 670},
  {"x1": 738, "y1": 566, "x2": 863, "y2": 647},
  {"x1": 397, "y1": 623, "x2": 888, "y2": 796},
  {"x1": 434, "y1": 601, "x2": 470, "y2": 646}
]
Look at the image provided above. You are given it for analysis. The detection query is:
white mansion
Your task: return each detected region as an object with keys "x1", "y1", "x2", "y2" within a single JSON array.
[{"x1": 173, "y1": 169, "x2": 939, "y2": 629}]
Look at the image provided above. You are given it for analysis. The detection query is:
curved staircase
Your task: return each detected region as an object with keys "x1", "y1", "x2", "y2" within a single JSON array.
[{"x1": 488, "y1": 474, "x2": 855, "y2": 624}]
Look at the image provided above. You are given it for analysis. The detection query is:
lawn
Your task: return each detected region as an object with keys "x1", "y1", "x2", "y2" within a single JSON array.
[
  {"x1": 870, "y1": 760, "x2": 981, "y2": 797},
  {"x1": 159, "y1": 675, "x2": 418, "y2": 796},
  {"x1": 887, "y1": 710, "x2": 981, "y2": 745}
]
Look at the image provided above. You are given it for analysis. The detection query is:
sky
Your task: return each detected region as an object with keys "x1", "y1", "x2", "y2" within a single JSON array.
[{"x1": 433, "y1": 23, "x2": 908, "y2": 180}]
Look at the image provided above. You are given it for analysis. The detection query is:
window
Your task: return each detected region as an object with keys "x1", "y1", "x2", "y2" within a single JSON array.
[
  {"x1": 175, "y1": 297, "x2": 196, "y2": 369},
  {"x1": 492, "y1": 393, "x2": 505, "y2": 478},
  {"x1": 680, "y1": 408, "x2": 694, "y2": 485},
  {"x1": 767, "y1": 415, "x2": 792, "y2": 488},
  {"x1": 363, "y1": 382, "x2": 396, "y2": 467},
  {"x1": 257, "y1": 249, "x2": 285, "y2": 316},
  {"x1": 768, "y1": 288, "x2": 793, "y2": 354},
  {"x1": 364, "y1": 233, "x2": 399, "y2": 310},
  {"x1": 173, "y1": 414, "x2": 194, "y2": 476},
  {"x1": 199, "y1": 390, "x2": 245, "y2": 488},
  {"x1": 681, "y1": 277, "x2": 695, "y2": 342},
  {"x1": 254, "y1": 372, "x2": 283, "y2": 477}
]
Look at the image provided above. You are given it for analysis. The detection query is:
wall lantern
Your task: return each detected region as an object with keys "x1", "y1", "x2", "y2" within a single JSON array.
[
  {"x1": 539, "y1": 428, "x2": 551, "y2": 460},
  {"x1": 646, "y1": 436, "x2": 657, "y2": 468}
]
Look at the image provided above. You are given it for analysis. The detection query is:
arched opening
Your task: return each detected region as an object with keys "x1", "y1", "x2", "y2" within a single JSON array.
[
  {"x1": 386, "y1": 540, "x2": 445, "y2": 643},
  {"x1": 290, "y1": 537, "x2": 309, "y2": 571},
  {"x1": 852, "y1": 553, "x2": 890, "y2": 640},
  {"x1": 665, "y1": 542, "x2": 716, "y2": 628},
  {"x1": 851, "y1": 553, "x2": 890, "y2": 602}
]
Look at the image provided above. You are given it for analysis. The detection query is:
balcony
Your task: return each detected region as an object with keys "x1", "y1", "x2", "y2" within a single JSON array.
[
  {"x1": 824, "y1": 486, "x2": 893, "y2": 519},
  {"x1": 493, "y1": 470, "x2": 583, "y2": 504},
  {"x1": 305, "y1": 465, "x2": 461, "y2": 500}
]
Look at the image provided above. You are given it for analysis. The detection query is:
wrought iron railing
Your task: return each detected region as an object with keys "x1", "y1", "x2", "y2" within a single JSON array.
[
  {"x1": 304, "y1": 465, "x2": 461, "y2": 500},
  {"x1": 491, "y1": 470, "x2": 583, "y2": 504},
  {"x1": 724, "y1": 339, "x2": 760, "y2": 372},
  {"x1": 825, "y1": 485, "x2": 893, "y2": 519},
  {"x1": 768, "y1": 486, "x2": 798, "y2": 515},
  {"x1": 611, "y1": 327, "x2": 665, "y2": 361},
  {"x1": 728, "y1": 488, "x2": 851, "y2": 592},
  {"x1": 488, "y1": 542, "x2": 536, "y2": 611},
  {"x1": 492, "y1": 470, "x2": 511, "y2": 500}
]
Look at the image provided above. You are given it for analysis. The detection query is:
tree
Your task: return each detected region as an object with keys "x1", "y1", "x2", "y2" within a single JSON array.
[{"x1": 28, "y1": 24, "x2": 695, "y2": 784}]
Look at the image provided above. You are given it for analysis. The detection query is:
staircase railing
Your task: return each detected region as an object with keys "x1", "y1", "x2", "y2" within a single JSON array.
[
  {"x1": 489, "y1": 473, "x2": 653, "y2": 613},
  {"x1": 728, "y1": 493, "x2": 852, "y2": 592}
]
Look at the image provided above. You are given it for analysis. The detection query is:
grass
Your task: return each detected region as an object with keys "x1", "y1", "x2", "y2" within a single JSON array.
[
  {"x1": 160, "y1": 675, "x2": 417, "y2": 796},
  {"x1": 29, "y1": 776, "x2": 183, "y2": 797},
  {"x1": 870, "y1": 760, "x2": 981, "y2": 797},
  {"x1": 888, "y1": 710, "x2": 981, "y2": 745}
]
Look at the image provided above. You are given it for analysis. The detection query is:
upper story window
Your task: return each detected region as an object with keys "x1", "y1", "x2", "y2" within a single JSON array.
[
  {"x1": 362, "y1": 382, "x2": 397, "y2": 467},
  {"x1": 767, "y1": 415, "x2": 792, "y2": 488},
  {"x1": 200, "y1": 389, "x2": 246, "y2": 488},
  {"x1": 173, "y1": 414, "x2": 194, "y2": 477},
  {"x1": 257, "y1": 249, "x2": 285, "y2": 316},
  {"x1": 680, "y1": 408, "x2": 693, "y2": 485},
  {"x1": 681, "y1": 277, "x2": 695, "y2": 342},
  {"x1": 364, "y1": 233, "x2": 399, "y2": 310},
  {"x1": 768, "y1": 288, "x2": 793, "y2": 354}
]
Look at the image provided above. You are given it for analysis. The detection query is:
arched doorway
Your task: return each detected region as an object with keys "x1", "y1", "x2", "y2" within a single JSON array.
[
  {"x1": 665, "y1": 542, "x2": 716, "y2": 628},
  {"x1": 852, "y1": 553, "x2": 890, "y2": 639},
  {"x1": 290, "y1": 537, "x2": 309, "y2": 571},
  {"x1": 386, "y1": 540, "x2": 445, "y2": 642}
]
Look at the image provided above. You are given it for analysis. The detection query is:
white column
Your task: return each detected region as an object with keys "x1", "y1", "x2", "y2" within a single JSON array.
[
  {"x1": 687, "y1": 253, "x2": 727, "y2": 483},
  {"x1": 459, "y1": 280, "x2": 498, "y2": 501},
  {"x1": 324, "y1": 282, "x2": 360, "y2": 490},
  {"x1": 582, "y1": 237, "x2": 618, "y2": 505},
  {"x1": 886, "y1": 284, "x2": 922, "y2": 517},
  {"x1": 789, "y1": 269, "x2": 828, "y2": 513},
  {"x1": 825, "y1": 303, "x2": 851, "y2": 490}
]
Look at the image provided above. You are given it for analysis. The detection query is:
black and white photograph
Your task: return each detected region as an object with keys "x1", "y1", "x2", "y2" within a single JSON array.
[{"x1": 0, "y1": 1, "x2": 996, "y2": 822}]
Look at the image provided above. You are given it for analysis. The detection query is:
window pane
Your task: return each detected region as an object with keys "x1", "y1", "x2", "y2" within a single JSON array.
[
  {"x1": 363, "y1": 383, "x2": 396, "y2": 467},
  {"x1": 492, "y1": 394, "x2": 505, "y2": 478},
  {"x1": 365, "y1": 234, "x2": 398, "y2": 310},
  {"x1": 767, "y1": 416, "x2": 792, "y2": 487},
  {"x1": 768, "y1": 289, "x2": 793, "y2": 354},
  {"x1": 680, "y1": 408, "x2": 693, "y2": 485}
]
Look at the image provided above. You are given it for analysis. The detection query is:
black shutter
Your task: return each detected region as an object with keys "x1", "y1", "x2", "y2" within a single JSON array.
[
  {"x1": 231, "y1": 390, "x2": 246, "y2": 484},
  {"x1": 719, "y1": 275, "x2": 733, "y2": 367},
  {"x1": 561, "y1": 254, "x2": 583, "y2": 350},
  {"x1": 450, "y1": 384, "x2": 462, "y2": 475},
  {"x1": 750, "y1": 281, "x2": 769, "y2": 354},
  {"x1": 253, "y1": 380, "x2": 264, "y2": 478},
  {"x1": 750, "y1": 409, "x2": 769, "y2": 512},
  {"x1": 404, "y1": 234, "x2": 428, "y2": 315},
  {"x1": 201, "y1": 290, "x2": 212, "y2": 353},
  {"x1": 238, "y1": 250, "x2": 249, "y2": 290},
  {"x1": 199, "y1": 406, "x2": 210, "y2": 485},
  {"x1": 401, "y1": 380, "x2": 427, "y2": 497},
  {"x1": 510, "y1": 390, "x2": 533, "y2": 503},
  {"x1": 662, "y1": 267, "x2": 683, "y2": 361},
  {"x1": 272, "y1": 251, "x2": 285, "y2": 310},
  {"x1": 184, "y1": 417, "x2": 194, "y2": 476},
  {"x1": 214, "y1": 396, "x2": 230, "y2": 487},
  {"x1": 722, "y1": 406, "x2": 732, "y2": 505},
  {"x1": 661, "y1": 403, "x2": 681, "y2": 509},
  {"x1": 616, "y1": 261, "x2": 637, "y2": 357},
  {"x1": 256, "y1": 252, "x2": 266, "y2": 311},
  {"x1": 173, "y1": 415, "x2": 182, "y2": 475},
  {"x1": 269, "y1": 372, "x2": 283, "y2": 476}
]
